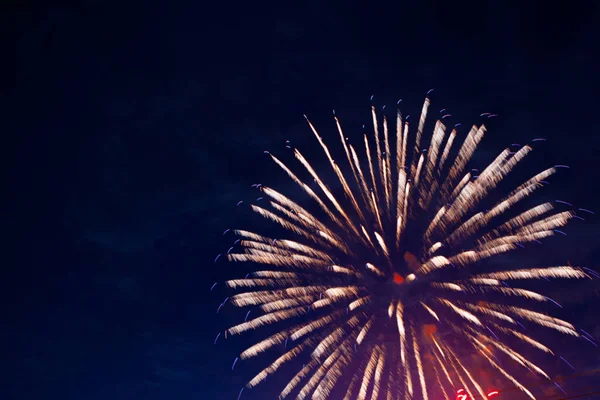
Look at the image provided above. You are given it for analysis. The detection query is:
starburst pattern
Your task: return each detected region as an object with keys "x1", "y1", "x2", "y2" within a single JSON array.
[{"x1": 218, "y1": 95, "x2": 592, "y2": 399}]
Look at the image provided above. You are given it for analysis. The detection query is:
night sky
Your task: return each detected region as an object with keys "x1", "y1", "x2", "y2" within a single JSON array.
[{"x1": 4, "y1": 1, "x2": 600, "y2": 399}]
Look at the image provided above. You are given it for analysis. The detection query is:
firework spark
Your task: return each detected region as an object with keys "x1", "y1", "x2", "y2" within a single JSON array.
[{"x1": 219, "y1": 96, "x2": 591, "y2": 399}]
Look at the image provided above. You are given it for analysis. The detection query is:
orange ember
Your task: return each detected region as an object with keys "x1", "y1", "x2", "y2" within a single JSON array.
[
  {"x1": 424, "y1": 324, "x2": 437, "y2": 336},
  {"x1": 403, "y1": 251, "x2": 421, "y2": 271}
]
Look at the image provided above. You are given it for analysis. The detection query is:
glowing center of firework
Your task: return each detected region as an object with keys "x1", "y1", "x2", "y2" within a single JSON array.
[
  {"x1": 391, "y1": 251, "x2": 420, "y2": 286},
  {"x1": 392, "y1": 272, "x2": 404, "y2": 284},
  {"x1": 392, "y1": 272, "x2": 416, "y2": 285}
]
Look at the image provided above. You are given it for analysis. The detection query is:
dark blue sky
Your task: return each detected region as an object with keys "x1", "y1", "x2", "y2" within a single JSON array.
[{"x1": 4, "y1": 1, "x2": 600, "y2": 399}]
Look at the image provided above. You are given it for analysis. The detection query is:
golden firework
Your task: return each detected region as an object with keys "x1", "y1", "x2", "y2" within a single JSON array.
[{"x1": 219, "y1": 95, "x2": 592, "y2": 399}]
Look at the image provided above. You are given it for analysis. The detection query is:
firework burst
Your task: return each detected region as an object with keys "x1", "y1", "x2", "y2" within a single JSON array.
[{"x1": 217, "y1": 95, "x2": 593, "y2": 399}]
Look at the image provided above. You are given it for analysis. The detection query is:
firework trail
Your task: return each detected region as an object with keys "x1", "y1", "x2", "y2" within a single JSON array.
[{"x1": 217, "y1": 95, "x2": 592, "y2": 399}]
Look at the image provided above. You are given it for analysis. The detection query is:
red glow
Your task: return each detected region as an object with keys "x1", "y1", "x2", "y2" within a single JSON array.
[
  {"x1": 454, "y1": 388, "x2": 500, "y2": 399},
  {"x1": 393, "y1": 272, "x2": 404, "y2": 284}
]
